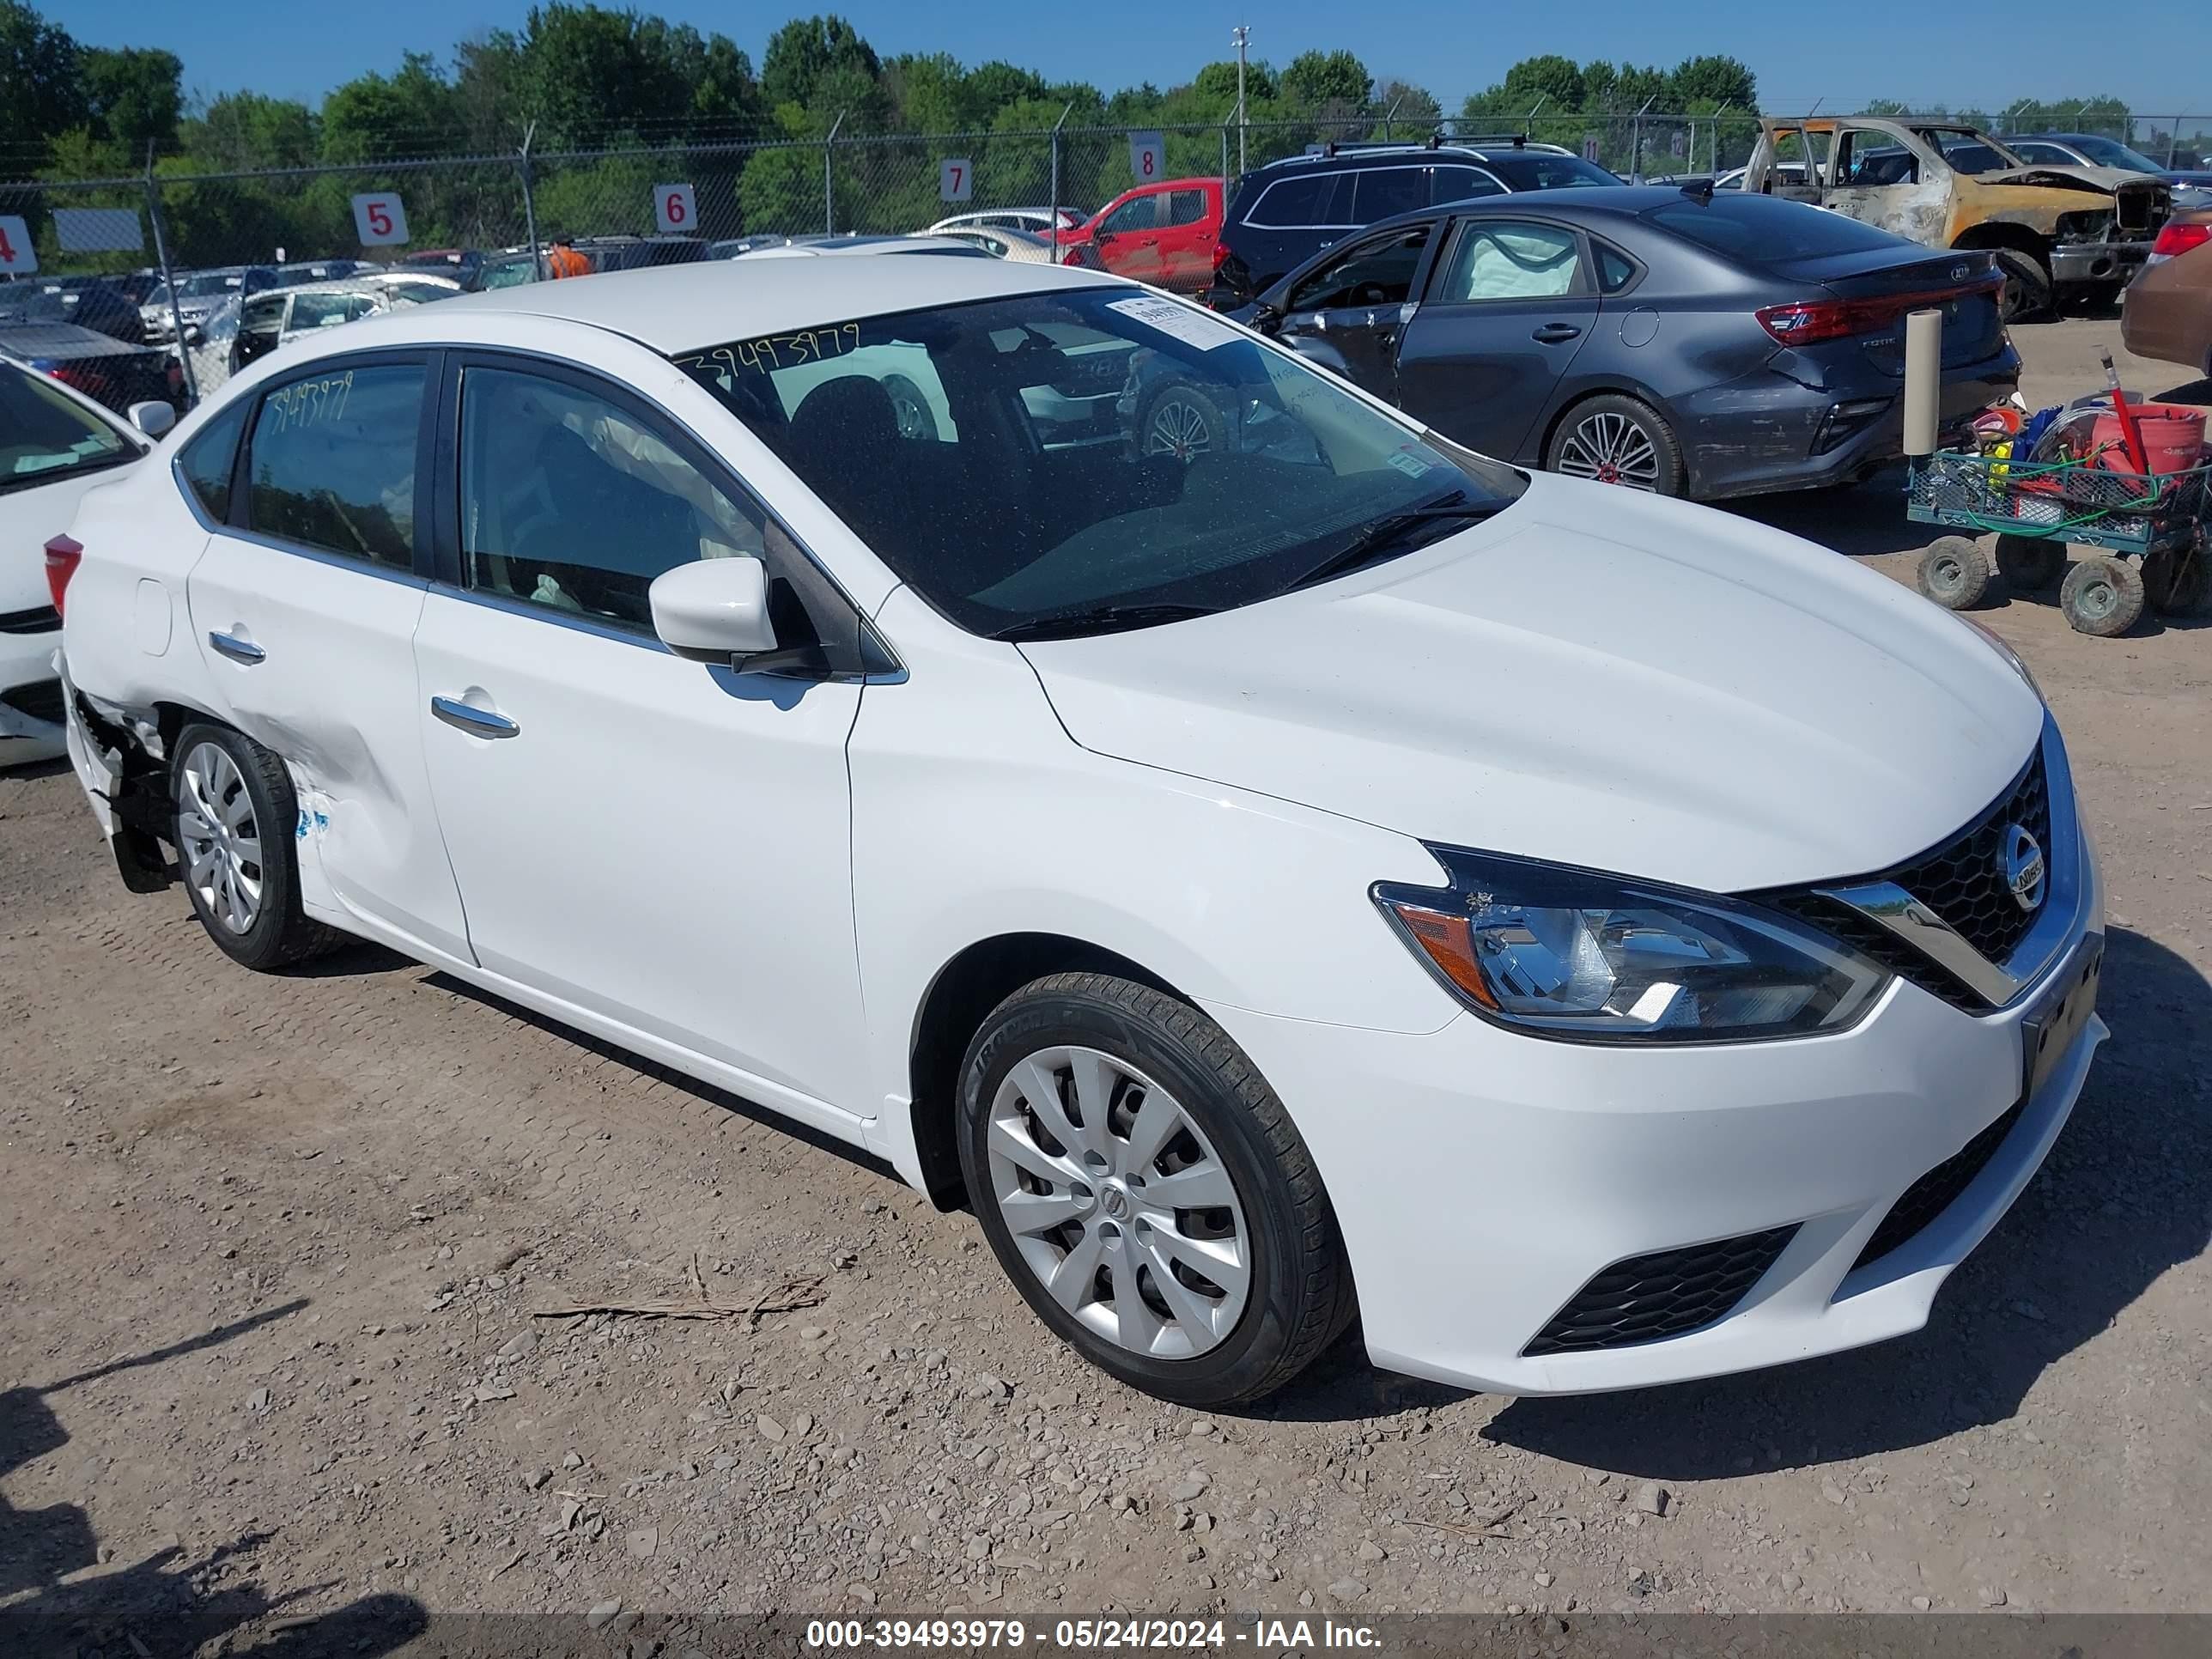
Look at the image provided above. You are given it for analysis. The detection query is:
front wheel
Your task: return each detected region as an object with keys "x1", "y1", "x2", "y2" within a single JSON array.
[
  {"x1": 957, "y1": 973, "x2": 1353, "y2": 1406},
  {"x1": 172, "y1": 723, "x2": 341, "y2": 971},
  {"x1": 1546, "y1": 394, "x2": 1686, "y2": 495}
]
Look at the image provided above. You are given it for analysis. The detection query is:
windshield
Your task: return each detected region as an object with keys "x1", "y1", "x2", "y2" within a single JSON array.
[
  {"x1": 2069, "y1": 136, "x2": 2165, "y2": 173},
  {"x1": 674, "y1": 287, "x2": 1523, "y2": 638},
  {"x1": 0, "y1": 362, "x2": 133, "y2": 493},
  {"x1": 1493, "y1": 154, "x2": 1623, "y2": 190}
]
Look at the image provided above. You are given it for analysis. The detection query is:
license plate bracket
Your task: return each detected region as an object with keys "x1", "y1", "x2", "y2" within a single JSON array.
[{"x1": 2022, "y1": 935, "x2": 2102, "y2": 1101}]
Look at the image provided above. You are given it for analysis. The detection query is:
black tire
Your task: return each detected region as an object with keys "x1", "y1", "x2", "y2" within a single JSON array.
[
  {"x1": 2057, "y1": 555, "x2": 2147, "y2": 637},
  {"x1": 1138, "y1": 384, "x2": 1227, "y2": 464},
  {"x1": 957, "y1": 972, "x2": 1354, "y2": 1407},
  {"x1": 1544, "y1": 393, "x2": 1686, "y2": 496},
  {"x1": 1917, "y1": 535, "x2": 1992, "y2": 610},
  {"x1": 880, "y1": 373, "x2": 939, "y2": 442},
  {"x1": 1991, "y1": 249, "x2": 2053, "y2": 324},
  {"x1": 171, "y1": 722, "x2": 343, "y2": 971},
  {"x1": 2144, "y1": 541, "x2": 2212, "y2": 618},
  {"x1": 1993, "y1": 533, "x2": 2065, "y2": 593}
]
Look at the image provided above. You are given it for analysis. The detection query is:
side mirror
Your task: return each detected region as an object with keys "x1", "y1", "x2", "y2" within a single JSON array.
[
  {"x1": 127, "y1": 400, "x2": 175, "y2": 439},
  {"x1": 650, "y1": 556, "x2": 779, "y2": 665}
]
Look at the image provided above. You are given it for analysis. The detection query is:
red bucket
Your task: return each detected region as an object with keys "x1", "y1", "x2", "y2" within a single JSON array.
[{"x1": 2093, "y1": 404, "x2": 2207, "y2": 477}]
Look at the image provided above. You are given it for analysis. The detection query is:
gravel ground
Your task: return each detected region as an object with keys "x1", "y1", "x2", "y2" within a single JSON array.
[{"x1": 2, "y1": 317, "x2": 2207, "y2": 1655}]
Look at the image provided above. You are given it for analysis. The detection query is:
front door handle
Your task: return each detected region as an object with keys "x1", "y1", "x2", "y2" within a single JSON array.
[
  {"x1": 430, "y1": 696, "x2": 520, "y2": 739},
  {"x1": 208, "y1": 630, "x2": 265, "y2": 665},
  {"x1": 1532, "y1": 323, "x2": 1583, "y2": 344}
]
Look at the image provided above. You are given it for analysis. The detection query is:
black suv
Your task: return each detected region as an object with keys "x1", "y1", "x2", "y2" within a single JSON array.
[{"x1": 1206, "y1": 139, "x2": 1622, "y2": 308}]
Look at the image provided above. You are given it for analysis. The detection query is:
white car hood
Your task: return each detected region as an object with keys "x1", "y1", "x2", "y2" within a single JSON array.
[{"x1": 1018, "y1": 475, "x2": 2045, "y2": 894}]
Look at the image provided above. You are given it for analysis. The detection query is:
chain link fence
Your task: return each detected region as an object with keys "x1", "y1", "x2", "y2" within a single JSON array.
[{"x1": 6, "y1": 108, "x2": 2208, "y2": 408}]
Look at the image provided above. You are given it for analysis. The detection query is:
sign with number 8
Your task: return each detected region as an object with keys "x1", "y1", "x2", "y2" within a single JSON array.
[
  {"x1": 0, "y1": 215, "x2": 36, "y2": 273},
  {"x1": 655, "y1": 184, "x2": 696, "y2": 234},
  {"x1": 1129, "y1": 131, "x2": 1164, "y2": 184}
]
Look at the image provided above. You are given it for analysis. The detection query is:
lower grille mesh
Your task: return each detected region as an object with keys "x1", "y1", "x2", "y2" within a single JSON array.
[
  {"x1": 1850, "y1": 1100, "x2": 2026, "y2": 1274},
  {"x1": 1523, "y1": 1225, "x2": 1798, "y2": 1357}
]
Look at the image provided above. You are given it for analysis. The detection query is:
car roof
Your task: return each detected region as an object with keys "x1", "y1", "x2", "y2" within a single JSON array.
[
  {"x1": 1246, "y1": 143, "x2": 1548, "y2": 175},
  {"x1": 333, "y1": 255, "x2": 1127, "y2": 356}
]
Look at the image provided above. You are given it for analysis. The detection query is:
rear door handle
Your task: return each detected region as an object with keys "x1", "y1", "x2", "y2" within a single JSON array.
[
  {"x1": 207, "y1": 630, "x2": 265, "y2": 665},
  {"x1": 430, "y1": 696, "x2": 520, "y2": 739},
  {"x1": 1532, "y1": 323, "x2": 1583, "y2": 344}
]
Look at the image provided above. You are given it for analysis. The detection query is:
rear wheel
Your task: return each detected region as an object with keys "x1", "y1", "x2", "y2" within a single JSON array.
[
  {"x1": 172, "y1": 723, "x2": 341, "y2": 971},
  {"x1": 1994, "y1": 533, "x2": 2066, "y2": 593},
  {"x1": 1547, "y1": 394, "x2": 1685, "y2": 495},
  {"x1": 1140, "y1": 385, "x2": 1227, "y2": 463},
  {"x1": 2145, "y1": 539, "x2": 2212, "y2": 617},
  {"x1": 2058, "y1": 555, "x2": 2146, "y2": 636},
  {"x1": 957, "y1": 972, "x2": 1353, "y2": 1406},
  {"x1": 1917, "y1": 535, "x2": 1992, "y2": 610}
]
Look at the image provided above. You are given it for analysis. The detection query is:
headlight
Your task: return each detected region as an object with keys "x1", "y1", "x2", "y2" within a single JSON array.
[{"x1": 1373, "y1": 848, "x2": 1889, "y2": 1043}]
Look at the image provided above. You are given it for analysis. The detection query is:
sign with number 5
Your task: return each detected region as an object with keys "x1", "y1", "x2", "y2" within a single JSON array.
[
  {"x1": 654, "y1": 184, "x2": 696, "y2": 234},
  {"x1": 0, "y1": 215, "x2": 35, "y2": 273},
  {"x1": 350, "y1": 193, "x2": 410, "y2": 247},
  {"x1": 1128, "y1": 131, "x2": 1164, "y2": 184},
  {"x1": 939, "y1": 158, "x2": 973, "y2": 203}
]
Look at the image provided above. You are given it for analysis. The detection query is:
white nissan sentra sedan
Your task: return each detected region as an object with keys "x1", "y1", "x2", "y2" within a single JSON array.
[{"x1": 52, "y1": 258, "x2": 2103, "y2": 1405}]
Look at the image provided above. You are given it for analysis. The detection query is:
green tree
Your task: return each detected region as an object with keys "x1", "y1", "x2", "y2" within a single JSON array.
[
  {"x1": 966, "y1": 59, "x2": 1047, "y2": 120},
  {"x1": 189, "y1": 92, "x2": 319, "y2": 170},
  {"x1": 1280, "y1": 50, "x2": 1369, "y2": 110},
  {"x1": 1372, "y1": 77, "x2": 1441, "y2": 137},
  {"x1": 1668, "y1": 55, "x2": 1756, "y2": 112},
  {"x1": 320, "y1": 52, "x2": 456, "y2": 162},
  {"x1": 82, "y1": 46, "x2": 182, "y2": 156},
  {"x1": 1, "y1": 0, "x2": 83, "y2": 163},
  {"x1": 760, "y1": 15, "x2": 878, "y2": 112},
  {"x1": 1500, "y1": 54, "x2": 1585, "y2": 112},
  {"x1": 515, "y1": 4, "x2": 696, "y2": 143}
]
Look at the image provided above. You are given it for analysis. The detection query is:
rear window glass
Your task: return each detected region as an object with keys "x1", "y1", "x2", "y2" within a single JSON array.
[
  {"x1": 1352, "y1": 167, "x2": 1429, "y2": 222},
  {"x1": 1431, "y1": 167, "x2": 1504, "y2": 204},
  {"x1": 1643, "y1": 194, "x2": 1911, "y2": 263},
  {"x1": 178, "y1": 400, "x2": 247, "y2": 520},
  {"x1": 1245, "y1": 174, "x2": 1330, "y2": 228}
]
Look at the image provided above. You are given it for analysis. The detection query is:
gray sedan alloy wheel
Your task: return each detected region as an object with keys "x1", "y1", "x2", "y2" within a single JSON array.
[
  {"x1": 1554, "y1": 408, "x2": 1663, "y2": 490},
  {"x1": 984, "y1": 1044, "x2": 1251, "y2": 1359}
]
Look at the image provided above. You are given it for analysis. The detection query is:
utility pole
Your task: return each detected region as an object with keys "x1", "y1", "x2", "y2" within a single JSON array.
[{"x1": 1231, "y1": 24, "x2": 1250, "y2": 175}]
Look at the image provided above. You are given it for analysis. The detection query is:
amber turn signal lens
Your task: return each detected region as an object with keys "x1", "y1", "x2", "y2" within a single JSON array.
[{"x1": 1385, "y1": 901, "x2": 1499, "y2": 1010}]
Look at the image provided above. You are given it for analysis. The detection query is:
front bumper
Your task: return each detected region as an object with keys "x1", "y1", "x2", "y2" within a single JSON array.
[
  {"x1": 1208, "y1": 833, "x2": 2103, "y2": 1396},
  {"x1": 2051, "y1": 238, "x2": 2152, "y2": 288}
]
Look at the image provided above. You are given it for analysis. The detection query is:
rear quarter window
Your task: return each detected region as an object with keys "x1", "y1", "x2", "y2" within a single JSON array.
[
  {"x1": 177, "y1": 399, "x2": 248, "y2": 521},
  {"x1": 1245, "y1": 174, "x2": 1331, "y2": 228},
  {"x1": 1642, "y1": 194, "x2": 1913, "y2": 264}
]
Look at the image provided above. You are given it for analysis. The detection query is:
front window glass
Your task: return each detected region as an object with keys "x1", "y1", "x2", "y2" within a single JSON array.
[
  {"x1": 1352, "y1": 167, "x2": 1429, "y2": 222},
  {"x1": 2070, "y1": 136, "x2": 2164, "y2": 173},
  {"x1": 459, "y1": 366, "x2": 784, "y2": 633},
  {"x1": 1246, "y1": 174, "x2": 1330, "y2": 228},
  {"x1": 0, "y1": 362, "x2": 133, "y2": 494},
  {"x1": 245, "y1": 362, "x2": 422, "y2": 567},
  {"x1": 1095, "y1": 195, "x2": 1156, "y2": 235},
  {"x1": 676, "y1": 289, "x2": 1523, "y2": 639},
  {"x1": 1436, "y1": 222, "x2": 1582, "y2": 301},
  {"x1": 1287, "y1": 225, "x2": 1431, "y2": 312}
]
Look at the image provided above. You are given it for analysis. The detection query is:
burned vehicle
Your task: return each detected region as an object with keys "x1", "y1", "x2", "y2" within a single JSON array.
[{"x1": 1743, "y1": 117, "x2": 2169, "y2": 318}]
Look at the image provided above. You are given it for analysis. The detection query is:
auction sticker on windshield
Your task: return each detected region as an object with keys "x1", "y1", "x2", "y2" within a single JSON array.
[{"x1": 1105, "y1": 295, "x2": 1238, "y2": 350}]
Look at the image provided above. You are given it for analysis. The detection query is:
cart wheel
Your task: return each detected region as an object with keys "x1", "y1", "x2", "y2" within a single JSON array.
[
  {"x1": 2058, "y1": 556, "x2": 2147, "y2": 636},
  {"x1": 1917, "y1": 536, "x2": 1991, "y2": 610},
  {"x1": 2144, "y1": 543, "x2": 2211, "y2": 618},
  {"x1": 1994, "y1": 533, "x2": 2065, "y2": 594}
]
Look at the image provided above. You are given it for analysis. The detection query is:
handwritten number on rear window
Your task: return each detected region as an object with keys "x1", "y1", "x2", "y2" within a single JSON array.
[
  {"x1": 678, "y1": 324, "x2": 863, "y2": 383},
  {"x1": 265, "y1": 371, "x2": 355, "y2": 434}
]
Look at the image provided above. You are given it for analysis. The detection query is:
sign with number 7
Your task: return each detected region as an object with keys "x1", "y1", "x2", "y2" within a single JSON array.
[
  {"x1": 0, "y1": 216, "x2": 36, "y2": 273},
  {"x1": 350, "y1": 193, "x2": 410, "y2": 246},
  {"x1": 939, "y1": 158, "x2": 973, "y2": 204}
]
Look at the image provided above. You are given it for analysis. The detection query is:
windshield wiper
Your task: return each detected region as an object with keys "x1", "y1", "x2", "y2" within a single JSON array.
[
  {"x1": 989, "y1": 601, "x2": 1224, "y2": 642},
  {"x1": 1280, "y1": 495, "x2": 1506, "y2": 594}
]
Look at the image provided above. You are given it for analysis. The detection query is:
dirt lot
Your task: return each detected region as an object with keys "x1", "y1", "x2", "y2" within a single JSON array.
[{"x1": 3, "y1": 318, "x2": 2208, "y2": 1656}]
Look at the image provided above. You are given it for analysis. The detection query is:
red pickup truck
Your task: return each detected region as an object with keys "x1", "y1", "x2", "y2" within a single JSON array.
[{"x1": 1051, "y1": 178, "x2": 1224, "y2": 293}]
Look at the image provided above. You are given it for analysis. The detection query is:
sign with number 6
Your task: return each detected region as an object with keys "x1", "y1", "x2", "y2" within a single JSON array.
[
  {"x1": 0, "y1": 215, "x2": 35, "y2": 273},
  {"x1": 350, "y1": 193, "x2": 410, "y2": 246},
  {"x1": 939, "y1": 158, "x2": 973, "y2": 203},
  {"x1": 1128, "y1": 131, "x2": 1164, "y2": 184},
  {"x1": 654, "y1": 184, "x2": 696, "y2": 234}
]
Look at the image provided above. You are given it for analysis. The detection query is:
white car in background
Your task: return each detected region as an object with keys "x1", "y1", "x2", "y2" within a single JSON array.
[
  {"x1": 927, "y1": 206, "x2": 1089, "y2": 237},
  {"x1": 53, "y1": 260, "x2": 2103, "y2": 1404},
  {"x1": 1, "y1": 359, "x2": 163, "y2": 764}
]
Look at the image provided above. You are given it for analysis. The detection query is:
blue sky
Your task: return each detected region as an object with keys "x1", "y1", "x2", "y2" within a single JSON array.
[{"x1": 63, "y1": 1, "x2": 2210, "y2": 117}]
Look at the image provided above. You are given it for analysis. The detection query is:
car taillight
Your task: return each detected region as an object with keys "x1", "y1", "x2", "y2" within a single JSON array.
[
  {"x1": 1757, "y1": 276, "x2": 2002, "y2": 346},
  {"x1": 1211, "y1": 240, "x2": 1231, "y2": 273},
  {"x1": 45, "y1": 534, "x2": 82, "y2": 618},
  {"x1": 2148, "y1": 221, "x2": 2210, "y2": 264}
]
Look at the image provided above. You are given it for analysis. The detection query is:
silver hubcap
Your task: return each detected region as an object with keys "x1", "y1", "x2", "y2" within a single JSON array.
[
  {"x1": 1557, "y1": 410, "x2": 1662, "y2": 489},
  {"x1": 178, "y1": 742, "x2": 264, "y2": 934},
  {"x1": 1146, "y1": 398, "x2": 1212, "y2": 462},
  {"x1": 986, "y1": 1045, "x2": 1250, "y2": 1359}
]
